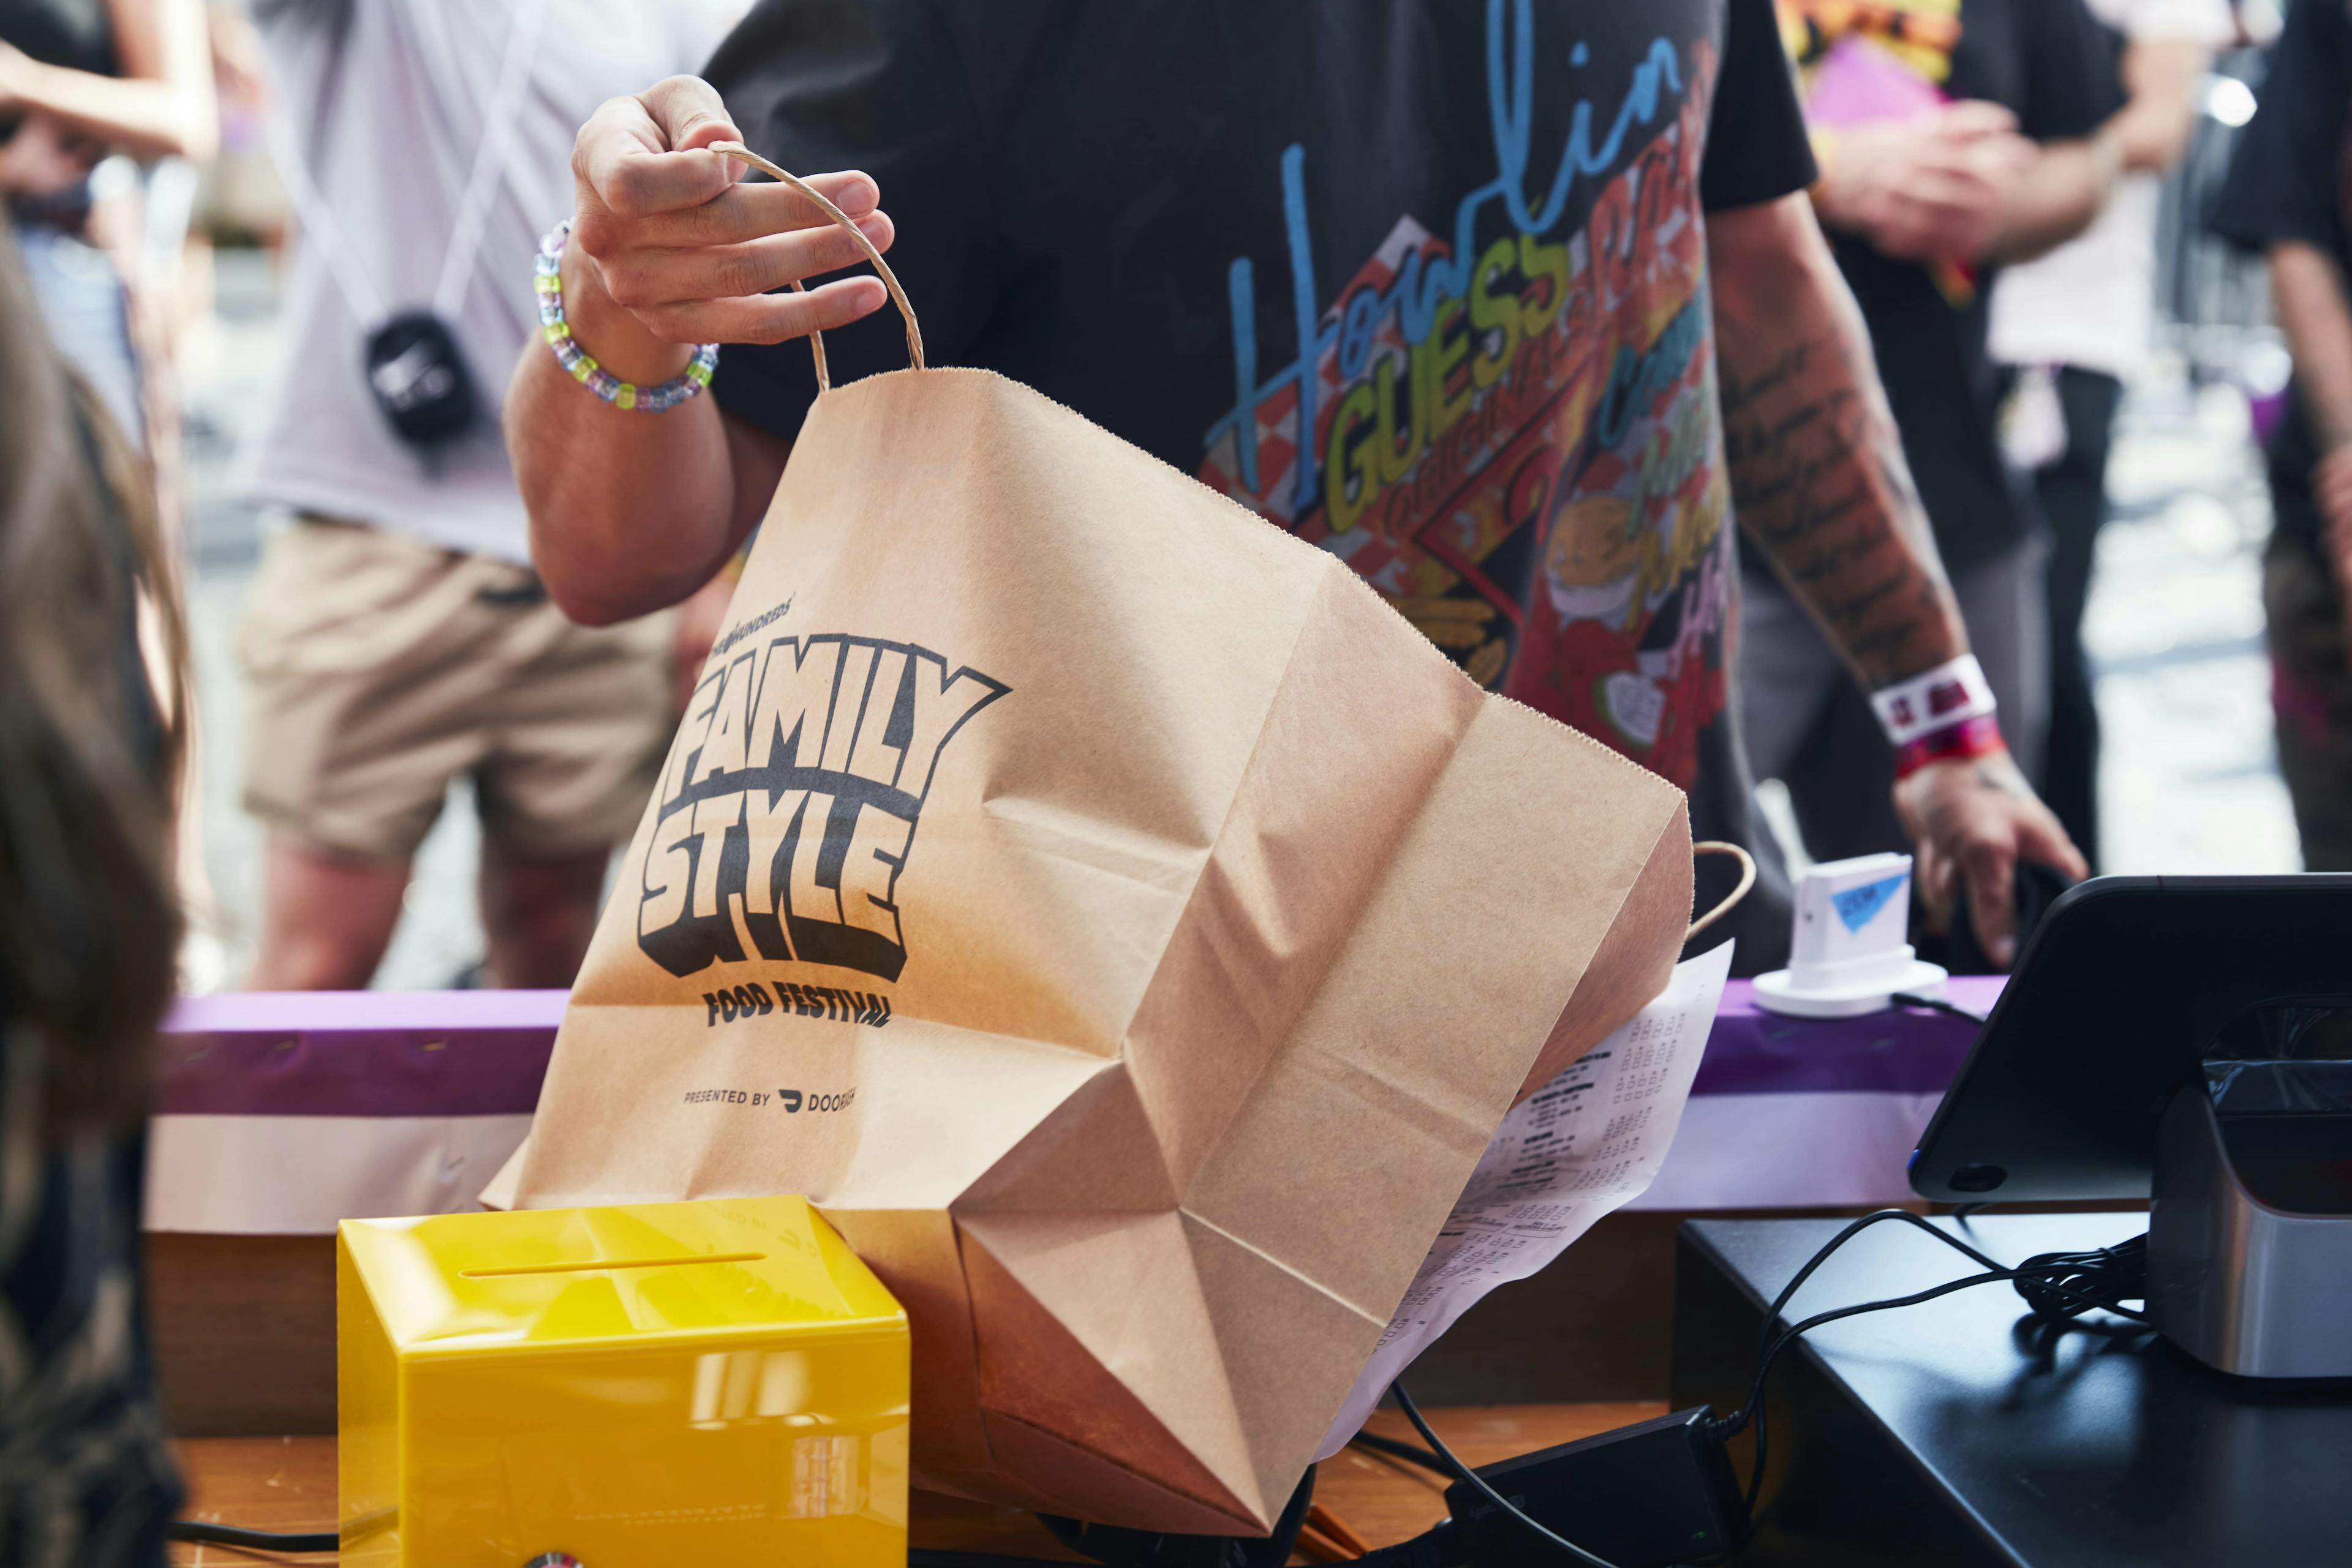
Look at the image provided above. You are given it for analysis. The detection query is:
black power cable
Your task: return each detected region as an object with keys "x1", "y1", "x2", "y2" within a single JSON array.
[
  {"x1": 1084, "y1": 1218, "x2": 2141, "y2": 1564},
  {"x1": 1890, "y1": 991, "x2": 1988, "y2": 1027},
  {"x1": 1350, "y1": 1428, "x2": 1455, "y2": 1477},
  {"x1": 1389, "y1": 1379, "x2": 1626, "y2": 1568},
  {"x1": 168, "y1": 1521, "x2": 337, "y2": 1553},
  {"x1": 1701, "y1": 1210, "x2": 2148, "y2": 1510},
  {"x1": 2014, "y1": 1235, "x2": 2146, "y2": 1321}
]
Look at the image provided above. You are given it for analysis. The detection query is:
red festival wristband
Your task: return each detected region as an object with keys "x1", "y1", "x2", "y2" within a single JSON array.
[{"x1": 1893, "y1": 714, "x2": 2007, "y2": 780}]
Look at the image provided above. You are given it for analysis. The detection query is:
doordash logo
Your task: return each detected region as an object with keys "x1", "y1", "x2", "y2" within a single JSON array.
[{"x1": 638, "y1": 628, "x2": 1006, "y2": 984}]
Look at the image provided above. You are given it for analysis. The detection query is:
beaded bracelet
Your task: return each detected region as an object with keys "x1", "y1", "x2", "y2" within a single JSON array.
[{"x1": 533, "y1": 219, "x2": 718, "y2": 411}]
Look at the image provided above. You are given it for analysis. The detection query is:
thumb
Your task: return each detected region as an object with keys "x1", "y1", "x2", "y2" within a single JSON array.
[
  {"x1": 2033, "y1": 819, "x2": 2091, "y2": 886},
  {"x1": 641, "y1": 74, "x2": 744, "y2": 165}
]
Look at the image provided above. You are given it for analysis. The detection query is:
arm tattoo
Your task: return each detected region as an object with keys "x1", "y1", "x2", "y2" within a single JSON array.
[{"x1": 1717, "y1": 325, "x2": 1966, "y2": 687}]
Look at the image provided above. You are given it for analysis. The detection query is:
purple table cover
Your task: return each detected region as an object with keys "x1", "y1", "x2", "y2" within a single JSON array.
[
  {"x1": 1696, "y1": 976, "x2": 2002, "y2": 1098},
  {"x1": 157, "y1": 977, "x2": 2005, "y2": 1119},
  {"x1": 156, "y1": 990, "x2": 568, "y2": 1118},
  {"x1": 150, "y1": 981, "x2": 2008, "y2": 1231}
]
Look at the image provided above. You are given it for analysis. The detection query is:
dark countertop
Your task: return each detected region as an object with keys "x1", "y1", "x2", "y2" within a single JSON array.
[{"x1": 1672, "y1": 1214, "x2": 2352, "y2": 1568}]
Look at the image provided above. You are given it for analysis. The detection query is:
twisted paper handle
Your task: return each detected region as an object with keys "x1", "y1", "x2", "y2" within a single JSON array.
[
  {"x1": 1687, "y1": 840, "x2": 1757, "y2": 941},
  {"x1": 709, "y1": 140, "x2": 924, "y2": 391}
]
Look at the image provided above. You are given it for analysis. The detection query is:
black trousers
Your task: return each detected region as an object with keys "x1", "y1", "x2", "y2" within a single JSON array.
[{"x1": 2033, "y1": 366, "x2": 2125, "y2": 872}]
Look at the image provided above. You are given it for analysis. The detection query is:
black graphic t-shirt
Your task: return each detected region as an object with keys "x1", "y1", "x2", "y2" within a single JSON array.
[
  {"x1": 709, "y1": 0, "x2": 1816, "y2": 958},
  {"x1": 2210, "y1": 0, "x2": 2352, "y2": 551},
  {"x1": 1777, "y1": 0, "x2": 2121, "y2": 571}
]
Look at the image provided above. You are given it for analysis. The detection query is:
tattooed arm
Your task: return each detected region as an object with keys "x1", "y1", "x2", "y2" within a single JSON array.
[
  {"x1": 1708, "y1": 192, "x2": 2085, "y2": 963},
  {"x1": 1711, "y1": 202, "x2": 1963, "y2": 686}
]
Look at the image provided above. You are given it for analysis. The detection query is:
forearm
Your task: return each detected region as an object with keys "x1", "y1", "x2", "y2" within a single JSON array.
[
  {"x1": 2111, "y1": 40, "x2": 2210, "y2": 175},
  {"x1": 508, "y1": 243, "x2": 762, "y2": 625},
  {"x1": 2271, "y1": 241, "x2": 2352, "y2": 453},
  {"x1": 1, "y1": 56, "x2": 214, "y2": 160},
  {"x1": 1989, "y1": 133, "x2": 2123, "y2": 265},
  {"x1": 1710, "y1": 194, "x2": 1967, "y2": 686}
]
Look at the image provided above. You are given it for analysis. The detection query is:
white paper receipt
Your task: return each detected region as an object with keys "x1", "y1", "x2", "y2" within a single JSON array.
[{"x1": 1316, "y1": 941, "x2": 1734, "y2": 1459}]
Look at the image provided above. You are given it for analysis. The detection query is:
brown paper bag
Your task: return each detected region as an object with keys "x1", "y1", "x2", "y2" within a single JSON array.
[{"x1": 505, "y1": 149, "x2": 1694, "y2": 1534}]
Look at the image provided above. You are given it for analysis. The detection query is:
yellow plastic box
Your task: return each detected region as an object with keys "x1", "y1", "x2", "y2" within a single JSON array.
[{"x1": 337, "y1": 1195, "x2": 908, "y2": 1568}]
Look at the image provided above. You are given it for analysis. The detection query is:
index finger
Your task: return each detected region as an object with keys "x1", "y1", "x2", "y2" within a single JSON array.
[
  {"x1": 627, "y1": 171, "x2": 883, "y2": 249},
  {"x1": 2022, "y1": 815, "x2": 2090, "y2": 886},
  {"x1": 576, "y1": 90, "x2": 741, "y2": 219},
  {"x1": 1966, "y1": 133, "x2": 2037, "y2": 176},
  {"x1": 1962, "y1": 842, "x2": 2018, "y2": 968}
]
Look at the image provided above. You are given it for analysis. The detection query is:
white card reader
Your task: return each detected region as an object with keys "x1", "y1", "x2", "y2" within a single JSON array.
[{"x1": 1752, "y1": 852, "x2": 1947, "y2": 1019}]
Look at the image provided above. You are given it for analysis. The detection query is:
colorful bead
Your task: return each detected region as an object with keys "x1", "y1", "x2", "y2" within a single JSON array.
[{"x1": 532, "y1": 219, "x2": 720, "y2": 413}]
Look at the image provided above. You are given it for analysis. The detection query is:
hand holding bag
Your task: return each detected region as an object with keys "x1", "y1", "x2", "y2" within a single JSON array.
[{"x1": 503, "y1": 145, "x2": 1698, "y2": 1533}]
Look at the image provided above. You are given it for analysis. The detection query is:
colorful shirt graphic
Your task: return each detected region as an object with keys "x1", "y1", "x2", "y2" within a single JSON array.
[
  {"x1": 1193, "y1": 34, "x2": 1733, "y2": 789},
  {"x1": 712, "y1": 0, "x2": 1821, "y2": 962}
]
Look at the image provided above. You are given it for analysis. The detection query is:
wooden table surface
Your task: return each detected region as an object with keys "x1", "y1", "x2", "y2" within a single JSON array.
[{"x1": 170, "y1": 1402, "x2": 1664, "y2": 1564}]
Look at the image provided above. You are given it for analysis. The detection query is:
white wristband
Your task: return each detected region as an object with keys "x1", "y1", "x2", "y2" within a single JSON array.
[{"x1": 1870, "y1": 655, "x2": 1997, "y2": 747}]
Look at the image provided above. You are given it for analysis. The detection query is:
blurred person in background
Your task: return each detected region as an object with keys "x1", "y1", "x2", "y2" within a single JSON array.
[
  {"x1": 5, "y1": 0, "x2": 214, "y2": 1007},
  {"x1": 507, "y1": 0, "x2": 2084, "y2": 969},
  {"x1": 1743, "y1": 0, "x2": 2122, "y2": 916},
  {"x1": 1, "y1": 0, "x2": 214, "y2": 441},
  {"x1": 236, "y1": 0, "x2": 738, "y2": 992},
  {"x1": 1991, "y1": 0, "x2": 2235, "y2": 873},
  {"x1": 2212, "y1": 0, "x2": 2352, "y2": 870},
  {"x1": 2232, "y1": 0, "x2": 2285, "y2": 51},
  {"x1": 0, "y1": 222, "x2": 186, "y2": 1567}
]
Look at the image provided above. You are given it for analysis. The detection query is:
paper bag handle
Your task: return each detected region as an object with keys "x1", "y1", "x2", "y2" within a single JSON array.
[
  {"x1": 710, "y1": 140, "x2": 925, "y2": 391},
  {"x1": 1686, "y1": 841, "x2": 1756, "y2": 941}
]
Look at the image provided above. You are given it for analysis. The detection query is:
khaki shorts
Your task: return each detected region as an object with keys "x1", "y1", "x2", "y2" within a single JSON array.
[{"x1": 239, "y1": 517, "x2": 674, "y2": 862}]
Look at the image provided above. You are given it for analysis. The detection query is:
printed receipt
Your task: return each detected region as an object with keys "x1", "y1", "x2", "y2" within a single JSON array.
[{"x1": 1316, "y1": 941, "x2": 1734, "y2": 1459}]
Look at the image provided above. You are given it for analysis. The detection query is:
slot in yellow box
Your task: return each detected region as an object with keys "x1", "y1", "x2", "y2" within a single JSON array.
[{"x1": 337, "y1": 1196, "x2": 908, "y2": 1568}]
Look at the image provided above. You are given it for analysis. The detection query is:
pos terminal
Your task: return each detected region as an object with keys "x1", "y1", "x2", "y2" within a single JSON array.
[{"x1": 1910, "y1": 874, "x2": 2352, "y2": 1378}]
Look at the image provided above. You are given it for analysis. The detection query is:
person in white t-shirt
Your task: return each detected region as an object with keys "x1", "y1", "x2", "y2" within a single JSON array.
[
  {"x1": 236, "y1": 0, "x2": 741, "y2": 989},
  {"x1": 1989, "y1": 0, "x2": 2236, "y2": 870}
]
